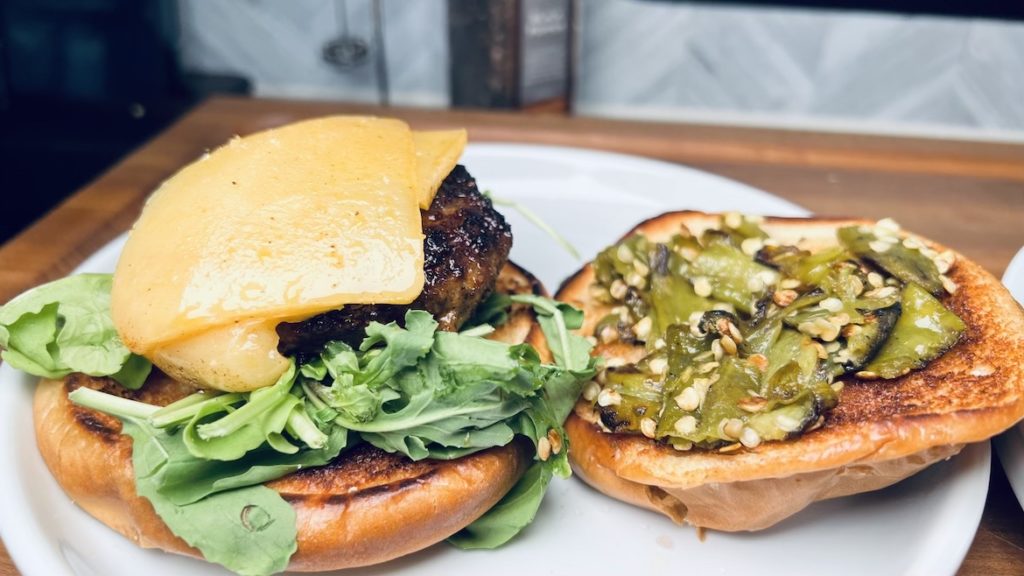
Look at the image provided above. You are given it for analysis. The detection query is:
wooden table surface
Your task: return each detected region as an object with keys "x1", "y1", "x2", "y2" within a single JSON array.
[{"x1": 1, "y1": 96, "x2": 1022, "y2": 575}]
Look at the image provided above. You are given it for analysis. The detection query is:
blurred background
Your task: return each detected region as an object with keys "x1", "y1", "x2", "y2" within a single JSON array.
[{"x1": 2, "y1": 0, "x2": 1023, "y2": 243}]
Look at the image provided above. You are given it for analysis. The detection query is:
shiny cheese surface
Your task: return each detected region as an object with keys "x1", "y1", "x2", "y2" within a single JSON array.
[
  {"x1": 152, "y1": 321, "x2": 289, "y2": 393},
  {"x1": 112, "y1": 116, "x2": 450, "y2": 391},
  {"x1": 413, "y1": 129, "x2": 467, "y2": 208}
]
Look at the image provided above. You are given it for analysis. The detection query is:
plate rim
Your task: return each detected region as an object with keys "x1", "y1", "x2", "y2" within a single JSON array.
[
  {"x1": 462, "y1": 141, "x2": 809, "y2": 216},
  {"x1": 994, "y1": 245, "x2": 1024, "y2": 508}
]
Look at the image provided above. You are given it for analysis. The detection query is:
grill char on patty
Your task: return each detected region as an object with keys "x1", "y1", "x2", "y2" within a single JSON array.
[{"x1": 276, "y1": 165, "x2": 513, "y2": 355}]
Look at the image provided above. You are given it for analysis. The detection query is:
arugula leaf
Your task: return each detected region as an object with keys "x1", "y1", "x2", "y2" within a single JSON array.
[
  {"x1": 318, "y1": 315, "x2": 539, "y2": 460},
  {"x1": 150, "y1": 391, "x2": 244, "y2": 428},
  {"x1": 313, "y1": 313, "x2": 436, "y2": 423},
  {"x1": 69, "y1": 387, "x2": 350, "y2": 575},
  {"x1": 121, "y1": 418, "x2": 297, "y2": 576},
  {"x1": 0, "y1": 274, "x2": 150, "y2": 388},
  {"x1": 184, "y1": 393, "x2": 300, "y2": 461},
  {"x1": 186, "y1": 364, "x2": 302, "y2": 461},
  {"x1": 355, "y1": 309, "x2": 436, "y2": 387},
  {"x1": 509, "y1": 294, "x2": 592, "y2": 372},
  {"x1": 298, "y1": 356, "x2": 328, "y2": 380},
  {"x1": 486, "y1": 193, "x2": 581, "y2": 260},
  {"x1": 450, "y1": 297, "x2": 598, "y2": 548},
  {"x1": 1, "y1": 303, "x2": 64, "y2": 376},
  {"x1": 514, "y1": 375, "x2": 579, "y2": 477},
  {"x1": 109, "y1": 352, "x2": 154, "y2": 390},
  {"x1": 465, "y1": 292, "x2": 512, "y2": 329},
  {"x1": 69, "y1": 387, "x2": 349, "y2": 507},
  {"x1": 529, "y1": 361, "x2": 593, "y2": 427},
  {"x1": 431, "y1": 331, "x2": 536, "y2": 396},
  {"x1": 65, "y1": 296, "x2": 600, "y2": 564},
  {"x1": 160, "y1": 426, "x2": 348, "y2": 506},
  {"x1": 314, "y1": 300, "x2": 597, "y2": 549},
  {"x1": 68, "y1": 386, "x2": 159, "y2": 419},
  {"x1": 326, "y1": 380, "x2": 388, "y2": 423},
  {"x1": 362, "y1": 419, "x2": 516, "y2": 461},
  {"x1": 333, "y1": 376, "x2": 529, "y2": 436},
  {"x1": 459, "y1": 324, "x2": 495, "y2": 338},
  {"x1": 448, "y1": 461, "x2": 552, "y2": 549}
]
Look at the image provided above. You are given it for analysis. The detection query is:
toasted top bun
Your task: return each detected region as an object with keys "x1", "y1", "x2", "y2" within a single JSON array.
[
  {"x1": 35, "y1": 262, "x2": 546, "y2": 571},
  {"x1": 557, "y1": 211, "x2": 1024, "y2": 531}
]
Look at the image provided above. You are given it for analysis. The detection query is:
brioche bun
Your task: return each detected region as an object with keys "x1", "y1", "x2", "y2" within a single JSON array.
[
  {"x1": 557, "y1": 211, "x2": 1024, "y2": 531},
  {"x1": 34, "y1": 262, "x2": 547, "y2": 570}
]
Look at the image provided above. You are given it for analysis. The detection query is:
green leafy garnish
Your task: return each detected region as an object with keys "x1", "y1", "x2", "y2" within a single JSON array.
[
  {"x1": 486, "y1": 193, "x2": 581, "y2": 260},
  {"x1": 466, "y1": 292, "x2": 513, "y2": 328},
  {"x1": 448, "y1": 461, "x2": 552, "y2": 549},
  {"x1": 0, "y1": 274, "x2": 150, "y2": 388},
  {"x1": 61, "y1": 297, "x2": 597, "y2": 569},
  {"x1": 450, "y1": 297, "x2": 597, "y2": 546},
  {"x1": 70, "y1": 384, "x2": 350, "y2": 511},
  {"x1": 123, "y1": 417, "x2": 298, "y2": 576},
  {"x1": 185, "y1": 365, "x2": 306, "y2": 461},
  {"x1": 508, "y1": 294, "x2": 591, "y2": 373},
  {"x1": 300, "y1": 309, "x2": 596, "y2": 473}
]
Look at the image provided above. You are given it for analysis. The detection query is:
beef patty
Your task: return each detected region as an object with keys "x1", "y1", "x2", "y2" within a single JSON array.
[{"x1": 276, "y1": 165, "x2": 512, "y2": 355}]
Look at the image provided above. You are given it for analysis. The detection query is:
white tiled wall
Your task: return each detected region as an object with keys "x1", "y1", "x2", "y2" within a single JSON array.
[
  {"x1": 576, "y1": 1, "x2": 1024, "y2": 134},
  {"x1": 177, "y1": 0, "x2": 1024, "y2": 135}
]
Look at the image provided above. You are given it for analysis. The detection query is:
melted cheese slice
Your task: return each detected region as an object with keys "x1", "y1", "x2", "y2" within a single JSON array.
[
  {"x1": 151, "y1": 320, "x2": 289, "y2": 393},
  {"x1": 112, "y1": 116, "x2": 466, "y2": 392},
  {"x1": 413, "y1": 129, "x2": 467, "y2": 208}
]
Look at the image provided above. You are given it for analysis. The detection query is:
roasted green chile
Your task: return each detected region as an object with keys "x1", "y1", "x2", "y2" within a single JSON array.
[
  {"x1": 838, "y1": 226, "x2": 946, "y2": 296},
  {"x1": 863, "y1": 283, "x2": 965, "y2": 379},
  {"x1": 588, "y1": 215, "x2": 965, "y2": 451}
]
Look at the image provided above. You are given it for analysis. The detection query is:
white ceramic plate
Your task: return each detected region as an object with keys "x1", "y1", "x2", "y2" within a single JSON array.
[
  {"x1": 0, "y1": 143, "x2": 990, "y2": 576},
  {"x1": 995, "y1": 246, "x2": 1024, "y2": 508}
]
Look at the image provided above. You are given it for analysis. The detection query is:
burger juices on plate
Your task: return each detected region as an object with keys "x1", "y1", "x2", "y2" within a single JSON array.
[
  {"x1": 557, "y1": 211, "x2": 1024, "y2": 531},
  {"x1": 0, "y1": 117, "x2": 597, "y2": 575}
]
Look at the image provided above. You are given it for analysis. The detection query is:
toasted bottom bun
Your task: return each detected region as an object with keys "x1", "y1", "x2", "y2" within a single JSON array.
[
  {"x1": 33, "y1": 262, "x2": 547, "y2": 571},
  {"x1": 556, "y1": 211, "x2": 1024, "y2": 531},
  {"x1": 566, "y1": 411, "x2": 962, "y2": 531}
]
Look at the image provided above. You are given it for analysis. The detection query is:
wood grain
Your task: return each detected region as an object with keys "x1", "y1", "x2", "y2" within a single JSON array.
[{"x1": 0, "y1": 96, "x2": 1022, "y2": 575}]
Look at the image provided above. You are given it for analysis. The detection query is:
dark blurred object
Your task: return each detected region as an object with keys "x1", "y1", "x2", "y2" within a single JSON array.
[
  {"x1": 0, "y1": 0, "x2": 249, "y2": 244},
  {"x1": 322, "y1": 0, "x2": 371, "y2": 70},
  {"x1": 321, "y1": 0, "x2": 388, "y2": 105},
  {"x1": 645, "y1": 0, "x2": 1024, "y2": 20},
  {"x1": 448, "y1": 0, "x2": 572, "y2": 111}
]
